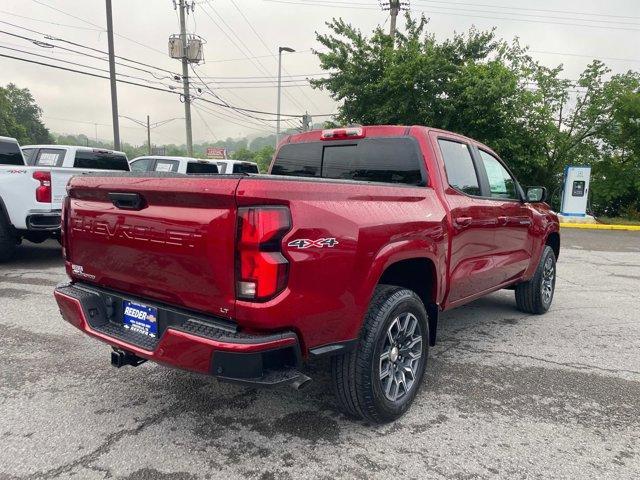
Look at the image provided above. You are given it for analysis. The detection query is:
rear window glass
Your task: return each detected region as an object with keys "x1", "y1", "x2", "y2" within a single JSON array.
[
  {"x1": 272, "y1": 138, "x2": 424, "y2": 185},
  {"x1": 22, "y1": 148, "x2": 36, "y2": 165},
  {"x1": 35, "y1": 148, "x2": 65, "y2": 167},
  {"x1": 186, "y1": 162, "x2": 219, "y2": 174},
  {"x1": 74, "y1": 151, "x2": 129, "y2": 171},
  {"x1": 0, "y1": 140, "x2": 24, "y2": 165},
  {"x1": 232, "y1": 163, "x2": 259, "y2": 174}
]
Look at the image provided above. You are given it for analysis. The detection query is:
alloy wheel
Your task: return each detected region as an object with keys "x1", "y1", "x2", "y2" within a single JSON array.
[{"x1": 379, "y1": 312, "x2": 423, "y2": 402}]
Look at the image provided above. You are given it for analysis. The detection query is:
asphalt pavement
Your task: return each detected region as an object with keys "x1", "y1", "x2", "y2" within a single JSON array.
[{"x1": 1, "y1": 229, "x2": 639, "y2": 479}]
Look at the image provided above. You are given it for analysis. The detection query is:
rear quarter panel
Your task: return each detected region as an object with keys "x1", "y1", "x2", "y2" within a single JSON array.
[
  {"x1": 0, "y1": 166, "x2": 48, "y2": 229},
  {"x1": 235, "y1": 177, "x2": 448, "y2": 350}
]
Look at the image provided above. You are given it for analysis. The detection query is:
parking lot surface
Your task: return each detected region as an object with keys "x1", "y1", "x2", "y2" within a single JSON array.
[{"x1": 1, "y1": 229, "x2": 639, "y2": 479}]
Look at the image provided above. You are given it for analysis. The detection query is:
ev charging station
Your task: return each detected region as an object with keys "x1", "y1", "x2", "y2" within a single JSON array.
[{"x1": 560, "y1": 166, "x2": 591, "y2": 217}]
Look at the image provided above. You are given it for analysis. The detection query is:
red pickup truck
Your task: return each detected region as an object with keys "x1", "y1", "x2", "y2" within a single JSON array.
[{"x1": 54, "y1": 125, "x2": 559, "y2": 422}]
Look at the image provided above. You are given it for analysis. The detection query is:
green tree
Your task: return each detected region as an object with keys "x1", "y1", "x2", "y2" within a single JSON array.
[
  {"x1": 311, "y1": 14, "x2": 640, "y2": 216},
  {"x1": 0, "y1": 83, "x2": 52, "y2": 144},
  {"x1": 253, "y1": 145, "x2": 275, "y2": 172},
  {"x1": 231, "y1": 147, "x2": 256, "y2": 161}
]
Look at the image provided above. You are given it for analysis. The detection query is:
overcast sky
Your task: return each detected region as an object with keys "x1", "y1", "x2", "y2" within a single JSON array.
[{"x1": 1, "y1": 0, "x2": 639, "y2": 146}]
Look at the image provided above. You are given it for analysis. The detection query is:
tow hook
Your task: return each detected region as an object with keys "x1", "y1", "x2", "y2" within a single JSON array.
[{"x1": 111, "y1": 348, "x2": 147, "y2": 368}]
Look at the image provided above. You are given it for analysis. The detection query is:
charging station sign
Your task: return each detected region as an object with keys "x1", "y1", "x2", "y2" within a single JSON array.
[{"x1": 561, "y1": 166, "x2": 591, "y2": 216}]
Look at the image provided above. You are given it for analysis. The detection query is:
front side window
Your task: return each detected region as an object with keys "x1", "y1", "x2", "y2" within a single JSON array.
[
  {"x1": 130, "y1": 158, "x2": 154, "y2": 172},
  {"x1": 438, "y1": 139, "x2": 481, "y2": 196},
  {"x1": 35, "y1": 148, "x2": 65, "y2": 167},
  {"x1": 478, "y1": 150, "x2": 518, "y2": 200}
]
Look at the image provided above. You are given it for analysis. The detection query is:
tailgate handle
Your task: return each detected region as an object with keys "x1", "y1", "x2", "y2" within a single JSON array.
[{"x1": 108, "y1": 192, "x2": 145, "y2": 210}]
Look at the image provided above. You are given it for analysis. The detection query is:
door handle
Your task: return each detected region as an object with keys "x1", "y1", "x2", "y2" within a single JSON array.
[
  {"x1": 108, "y1": 192, "x2": 145, "y2": 210},
  {"x1": 454, "y1": 216, "x2": 472, "y2": 227},
  {"x1": 497, "y1": 216, "x2": 509, "y2": 226}
]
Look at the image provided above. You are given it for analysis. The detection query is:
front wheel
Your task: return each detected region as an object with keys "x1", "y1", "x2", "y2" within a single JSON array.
[
  {"x1": 515, "y1": 245, "x2": 556, "y2": 314},
  {"x1": 331, "y1": 285, "x2": 429, "y2": 423}
]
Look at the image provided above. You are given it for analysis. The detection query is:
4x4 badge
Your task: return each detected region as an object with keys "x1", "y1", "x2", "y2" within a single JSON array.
[{"x1": 287, "y1": 238, "x2": 339, "y2": 249}]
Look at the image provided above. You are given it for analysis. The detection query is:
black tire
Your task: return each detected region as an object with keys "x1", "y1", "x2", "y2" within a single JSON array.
[
  {"x1": 515, "y1": 245, "x2": 556, "y2": 314},
  {"x1": 331, "y1": 285, "x2": 429, "y2": 423},
  {"x1": 0, "y1": 212, "x2": 17, "y2": 263}
]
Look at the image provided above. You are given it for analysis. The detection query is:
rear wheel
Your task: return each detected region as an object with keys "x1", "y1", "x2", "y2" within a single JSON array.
[
  {"x1": 515, "y1": 245, "x2": 556, "y2": 314},
  {"x1": 0, "y1": 213, "x2": 17, "y2": 262},
  {"x1": 331, "y1": 285, "x2": 429, "y2": 423}
]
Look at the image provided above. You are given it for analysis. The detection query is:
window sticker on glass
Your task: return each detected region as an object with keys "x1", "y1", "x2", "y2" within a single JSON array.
[
  {"x1": 37, "y1": 153, "x2": 60, "y2": 166},
  {"x1": 155, "y1": 161, "x2": 175, "y2": 172}
]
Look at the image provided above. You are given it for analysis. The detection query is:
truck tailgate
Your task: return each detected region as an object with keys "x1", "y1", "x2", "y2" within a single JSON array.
[{"x1": 65, "y1": 174, "x2": 241, "y2": 319}]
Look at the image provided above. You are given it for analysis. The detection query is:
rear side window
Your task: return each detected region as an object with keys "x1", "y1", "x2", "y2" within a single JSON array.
[
  {"x1": 22, "y1": 148, "x2": 36, "y2": 165},
  {"x1": 272, "y1": 138, "x2": 423, "y2": 185},
  {"x1": 154, "y1": 160, "x2": 179, "y2": 172},
  {"x1": 271, "y1": 142, "x2": 323, "y2": 177},
  {"x1": 35, "y1": 148, "x2": 65, "y2": 167},
  {"x1": 130, "y1": 158, "x2": 154, "y2": 172},
  {"x1": 186, "y1": 162, "x2": 219, "y2": 174},
  {"x1": 0, "y1": 140, "x2": 25, "y2": 165},
  {"x1": 74, "y1": 151, "x2": 129, "y2": 171},
  {"x1": 438, "y1": 139, "x2": 481, "y2": 196},
  {"x1": 232, "y1": 163, "x2": 259, "y2": 174}
]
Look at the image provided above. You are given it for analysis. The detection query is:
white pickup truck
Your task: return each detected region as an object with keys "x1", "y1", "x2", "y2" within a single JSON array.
[
  {"x1": 129, "y1": 155, "x2": 259, "y2": 174},
  {"x1": 0, "y1": 137, "x2": 129, "y2": 261}
]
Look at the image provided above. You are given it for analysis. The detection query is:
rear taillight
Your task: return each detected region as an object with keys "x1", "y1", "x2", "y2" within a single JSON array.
[
  {"x1": 236, "y1": 206, "x2": 291, "y2": 301},
  {"x1": 33, "y1": 171, "x2": 52, "y2": 203}
]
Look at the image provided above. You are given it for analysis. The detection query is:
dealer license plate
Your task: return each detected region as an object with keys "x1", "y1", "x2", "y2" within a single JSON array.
[{"x1": 122, "y1": 301, "x2": 158, "y2": 338}]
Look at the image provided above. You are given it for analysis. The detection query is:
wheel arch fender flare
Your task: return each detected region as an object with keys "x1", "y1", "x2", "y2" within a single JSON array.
[{"x1": 357, "y1": 238, "x2": 443, "y2": 345}]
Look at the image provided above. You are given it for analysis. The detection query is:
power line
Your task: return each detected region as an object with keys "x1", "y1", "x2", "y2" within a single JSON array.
[
  {"x1": 262, "y1": 0, "x2": 640, "y2": 31},
  {"x1": 199, "y1": 2, "x2": 307, "y2": 112},
  {"x1": 411, "y1": 0, "x2": 640, "y2": 22},
  {"x1": 0, "y1": 43, "x2": 171, "y2": 87},
  {"x1": 0, "y1": 51, "x2": 307, "y2": 118},
  {"x1": 228, "y1": 0, "x2": 321, "y2": 111},
  {"x1": 29, "y1": 0, "x2": 169, "y2": 56},
  {"x1": 0, "y1": 10, "x2": 103, "y2": 31},
  {"x1": 0, "y1": 21, "x2": 180, "y2": 79}
]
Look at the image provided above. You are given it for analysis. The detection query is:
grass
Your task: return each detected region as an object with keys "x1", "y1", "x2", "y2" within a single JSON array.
[{"x1": 597, "y1": 216, "x2": 640, "y2": 226}]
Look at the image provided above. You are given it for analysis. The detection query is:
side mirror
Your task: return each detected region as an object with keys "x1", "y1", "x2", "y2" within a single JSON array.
[{"x1": 525, "y1": 186, "x2": 547, "y2": 203}]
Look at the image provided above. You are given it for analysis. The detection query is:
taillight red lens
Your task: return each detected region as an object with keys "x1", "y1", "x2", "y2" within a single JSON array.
[
  {"x1": 236, "y1": 207, "x2": 291, "y2": 301},
  {"x1": 33, "y1": 171, "x2": 52, "y2": 203}
]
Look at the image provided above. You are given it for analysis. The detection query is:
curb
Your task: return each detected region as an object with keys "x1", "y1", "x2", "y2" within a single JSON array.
[{"x1": 560, "y1": 223, "x2": 640, "y2": 231}]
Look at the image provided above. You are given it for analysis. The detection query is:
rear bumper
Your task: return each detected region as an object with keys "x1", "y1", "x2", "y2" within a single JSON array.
[{"x1": 54, "y1": 283, "x2": 302, "y2": 384}]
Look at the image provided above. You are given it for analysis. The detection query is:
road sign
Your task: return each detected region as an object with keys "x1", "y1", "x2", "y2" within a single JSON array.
[{"x1": 206, "y1": 147, "x2": 227, "y2": 159}]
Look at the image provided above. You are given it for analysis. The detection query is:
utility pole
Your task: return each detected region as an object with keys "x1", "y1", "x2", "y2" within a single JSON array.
[
  {"x1": 380, "y1": 1, "x2": 409, "y2": 41},
  {"x1": 389, "y1": 0, "x2": 399, "y2": 38},
  {"x1": 302, "y1": 112, "x2": 312, "y2": 132},
  {"x1": 105, "y1": 0, "x2": 120, "y2": 150},
  {"x1": 178, "y1": 0, "x2": 193, "y2": 156},
  {"x1": 147, "y1": 115, "x2": 151, "y2": 154}
]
